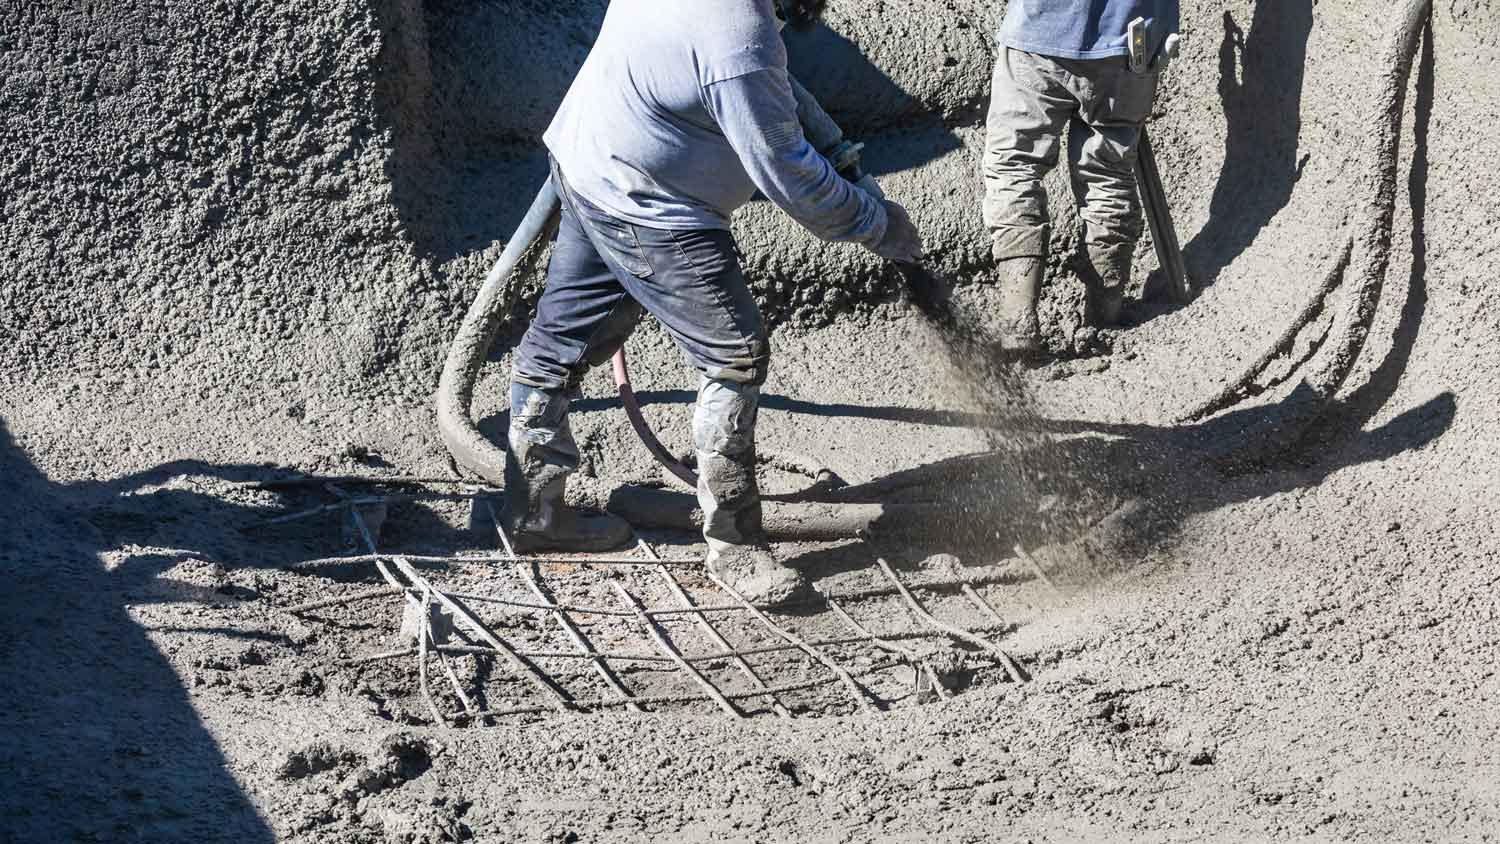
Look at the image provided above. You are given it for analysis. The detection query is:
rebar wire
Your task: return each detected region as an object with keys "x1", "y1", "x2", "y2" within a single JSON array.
[
  {"x1": 822, "y1": 592, "x2": 950, "y2": 702},
  {"x1": 285, "y1": 572, "x2": 1031, "y2": 620},
  {"x1": 704, "y1": 571, "x2": 878, "y2": 713},
  {"x1": 961, "y1": 584, "x2": 1009, "y2": 630},
  {"x1": 875, "y1": 557, "x2": 1026, "y2": 684},
  {"x1": 342, "y1": 625, "x2": 1015, "y2": 669},
  {"x1": 391, "y1": 556, "x2": 574, "y2": 711},
  {"x1": 294, "y1": 552, "x2": 703, "y2": 570},
  {"x1": 416, "y1": 589, "x2": 449, "y2": 727},
  {"x1": 338, "y1": 494, "x2": 464, "y2": 725},
  {"x1": 613, "y1": 581, "x2": 743, "y2": 718},
  {"x1": 467, "y1": 654, "x2": 1012, "y2": 721},
  {"x1": 490, "y1": 505, "x2": 642, "y2": 713},
  {"x1": 1014, "y1": 544, "x2": 1063, "y2": 597},
  {"x1": 283, "y1": 587, "x2": 636, "y2": 618},
  {"x1": 247, "y1": 492, "x2": 485, "y2": 529},
  {"x1": 640, "y1": 538, "x2": 792, "y2": 718}
]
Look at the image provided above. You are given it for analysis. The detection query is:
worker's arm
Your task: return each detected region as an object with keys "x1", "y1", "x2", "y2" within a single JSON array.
[{"x1": 703, "y1": 67, "x2": 920, "y2": 261}]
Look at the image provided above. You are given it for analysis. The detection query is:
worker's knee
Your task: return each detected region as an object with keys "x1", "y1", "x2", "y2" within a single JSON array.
[
  {"x1": 990, "y1": 223, "x2": 1051, "y2": 262},
  {"x1": 1078, "y1": 198, "x2": 1145, "y2": 252},
  {"x1": 692, "y1": 378, "x2": 760, "y2": 457},
  {"x1": 575, "y1": 299, "x2": 644, "y2": 374}
]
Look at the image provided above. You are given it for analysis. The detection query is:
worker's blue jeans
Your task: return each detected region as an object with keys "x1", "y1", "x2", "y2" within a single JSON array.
[{"x1": 509, "y1": 162, "x2": 769, "y2": 549}]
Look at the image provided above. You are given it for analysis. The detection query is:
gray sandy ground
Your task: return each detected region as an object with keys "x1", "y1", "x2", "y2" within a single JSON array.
[{"x1": 2, "y1": 0, "x2": 1499, "y2": 841}]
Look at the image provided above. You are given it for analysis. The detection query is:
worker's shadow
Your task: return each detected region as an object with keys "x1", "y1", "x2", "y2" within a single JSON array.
[
  {"x1": 783, "y1": 22, "x2": 964, "y2": 176},
  {"x1": 0, "y1": 415, "x2": 494, "y2": 840},
  {"x1": 1138, "y1": 3, "x2": 1315, "y2": 318},
  {"x1": 0, "y1": 423, "x2": 277, "y2": 842}
]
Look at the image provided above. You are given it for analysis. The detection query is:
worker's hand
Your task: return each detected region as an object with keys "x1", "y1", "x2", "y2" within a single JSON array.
[
  {"x1": 854, "y1": 173, "x2": 885, "y2": 201},
  {"x1": 870, "y1": 200, "x2": 923, "y2": 265}
]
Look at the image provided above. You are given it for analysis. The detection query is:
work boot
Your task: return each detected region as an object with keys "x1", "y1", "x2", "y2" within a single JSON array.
[
  {"x1": 704, "y1": 541, "x2": 806, "y2": 604},
  {"x1": 692, "y1": 378, "x2": 805, "y2": 602},
  {"x1": 1079, "y1": 243, "x2": 1133, "y2": 327},
  {"x1": 504, "y1": 382, "x2": 632, "y2": 552},
  {"x1": 992, "y1": 254, "x2": 1044, "y2": 354}
]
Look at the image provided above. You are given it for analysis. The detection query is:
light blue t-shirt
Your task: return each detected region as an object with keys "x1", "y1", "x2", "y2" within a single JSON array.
[
  {"x1": 1000, "y1": 0, "x2": 1180, "y2": 61},
  {"x1": 542, "y1": 0, "x2": 889, "y2": 251}
]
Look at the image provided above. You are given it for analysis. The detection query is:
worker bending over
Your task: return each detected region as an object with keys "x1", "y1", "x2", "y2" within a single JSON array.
[
  {"x1": 505, "y1": 0, "x2": 923, "y2": 602},
  {"x1": 977, "y1": 0, "x2": 1179, "y2": 354}
]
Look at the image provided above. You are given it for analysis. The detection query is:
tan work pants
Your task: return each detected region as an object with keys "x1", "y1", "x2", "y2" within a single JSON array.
[{"x1": 981, "y1": 47, "x2": 1159, "y2": 260}]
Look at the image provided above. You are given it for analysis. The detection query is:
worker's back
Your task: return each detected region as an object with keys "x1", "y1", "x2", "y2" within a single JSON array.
[
  {"x1": 544, "y1": 0, "x2": 786, "y2": 231},
  {"x1": 1001, "y1": 0, "x2": 1180, "y2": 60}
]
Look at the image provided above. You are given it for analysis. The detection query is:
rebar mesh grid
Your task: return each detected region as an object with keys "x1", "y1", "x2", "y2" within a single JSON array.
[{"x1": 275, "y1": 483, "x2": 1029, "y2": 722}]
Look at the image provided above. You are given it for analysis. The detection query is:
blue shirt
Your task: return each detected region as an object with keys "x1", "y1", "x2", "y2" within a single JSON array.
[
  {"x1": 999, "y1": 0, "x2": 1180, "y2": 61},
  {"x1": 542, "y1": 0, "x2": 888, "y2": 250}
]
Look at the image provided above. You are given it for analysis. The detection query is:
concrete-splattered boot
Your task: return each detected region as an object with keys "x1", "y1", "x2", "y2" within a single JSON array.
[
  {"x1": 504, "y1": 382, "x2": 632, "y2": 552},
  {"x1": 993, "y1": 255, "x2": 1044, "y2": 354},
  {"x1": 694, "y1": 379, "x2": 805, "y2": 604},
  {"x1": 1079, "y1": 243, "x2": 1133, "y2": 327}
]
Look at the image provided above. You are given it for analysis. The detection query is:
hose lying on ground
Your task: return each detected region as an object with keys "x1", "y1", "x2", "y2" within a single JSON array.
[
  {"x1": 436, "y1": 179, "x2": 562, "y2": 486},
  {"x1": 1181, "y1": 0, "x2": 1433, "y2": 439}
]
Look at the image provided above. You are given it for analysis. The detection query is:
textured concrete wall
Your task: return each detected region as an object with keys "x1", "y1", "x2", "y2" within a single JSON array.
[{"x1": 5, "y1": 0, "x2": 1487, "y2": 413}]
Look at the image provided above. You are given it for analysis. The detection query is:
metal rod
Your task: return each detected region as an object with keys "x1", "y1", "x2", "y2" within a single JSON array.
[
  {"x1": 282, "y1": 582, "x2": 636, "y2": 618},
  {"x1": 292, "y1": 585, "x2": 1027, "y2": 624},
  {"x1": 875, "y1": 557, "x2": 1027, "y2": 684},
  {"x1": 248, "y1": 492, "x2": 488, "y2": 529},
  {"x1": 469, "y1": 654, "x2": 997, "y2": 720},
  {"x1": 961, "y1": 584, "x2": 1009, "y2": 629},
  {"x1": 431, "y1": 633, "x2": 480, "y2": 722},
  {"x1": 294, "y1": 552, "x2": 702, "y2": 570},
  {"x1": 823, "y1": 593, "x2": 949, "y2": 702},
  {"x1": 344, "y1": 646, "x2": 675, "y2": 667},
  {"x1": 338, "y1": 496, "x2": 477, "y2": 721},
  {"x1": 704, "y1": 571, "x2": 878, "y2": 713},
  {"x1": 391, "y1": 557, "x2": 574, "y2": 711},
  {"x1": 343, "y1": 626, "x2": 1014, "y2": 668},
  {"x1": 640, "y1": 539, "x2": 791, "y2": 719},
  {"x1": 611, "y1": 581, "x2": 742, "y2": 718},
  {"x1": 416, "y1": 589, "x2": 449, "y2": 727},
  {"x1": 492, "y1": 507, "x2": 642, "y2": 713},
  {"x1": 292, "y1": 558, "x2": 1033, "y2": 613}
]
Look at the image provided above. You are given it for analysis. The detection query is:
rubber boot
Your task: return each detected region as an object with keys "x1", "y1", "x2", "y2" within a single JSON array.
[
  {"x1": 993, "y1": 255, "x2": 1044, "y2": 354},
  {"x1": 504, "y1": 382, "x2": 632, "y2": 552},
  {"x1": 694, "y1": 379, "x2": 805, "y2": 603},
  {"x1": 1079, "y1": 243, "x2": 1132, "y2": 327}
]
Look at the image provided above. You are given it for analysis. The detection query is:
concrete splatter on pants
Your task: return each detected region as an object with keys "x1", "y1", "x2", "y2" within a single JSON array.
[
  {"x1": 692, "y1": 379, "x2": 761, "y2": 553},
  {"x1": 982, "y1": 46, "x2": 1159, "y2": 268}
]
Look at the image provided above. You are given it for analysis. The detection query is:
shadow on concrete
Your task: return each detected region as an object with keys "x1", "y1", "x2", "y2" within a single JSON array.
[
  {"x1": 0, "y1": 421, "x2": 276, "y2": 843},
  {"x1": 1151, "y1": 3, "x2": 1314, "y2": 307},
  {"x1": 784, "y1": 22, "x2": 964, "y2": 176}
]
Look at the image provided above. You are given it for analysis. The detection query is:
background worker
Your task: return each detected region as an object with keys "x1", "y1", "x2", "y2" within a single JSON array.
[
  {"x1": 505, "y1": 0, "x2": 923, "y2": 602},
  {"x1": 974, "y1": 0, "x2": 1180, "y2": 354}
]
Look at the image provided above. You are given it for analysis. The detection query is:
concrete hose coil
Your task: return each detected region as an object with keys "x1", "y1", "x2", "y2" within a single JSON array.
[
  {"x1": 1184, "y1": 0, "x2": 1433, "y2": 436},
  {"x1": 435, "y1": 177, "x2": 561, "y2": 486}
]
